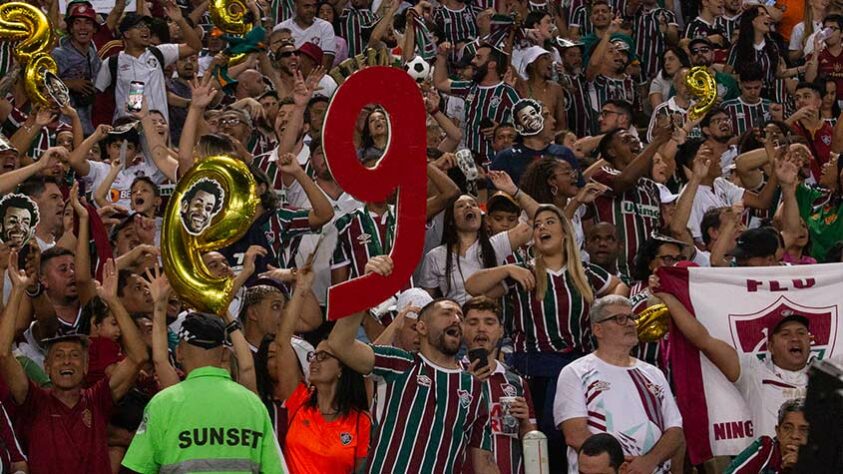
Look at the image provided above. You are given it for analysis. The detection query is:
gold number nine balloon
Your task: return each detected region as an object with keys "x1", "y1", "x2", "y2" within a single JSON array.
[
  {"x1": 635, "y1": 303, "x2": 670, "y2": 342},
  {"x1": 685, "y1": 66, "x2": 717, "y2": 121},
  {"x1": 0, "y1": 2, "x2": 66, "y2": 107},
  {"x1": 209, "y1": 0, "x2": 250, "y2": 67},
  {"x1": 161, "y1": 155, "x2": 258, "y2": 315}
]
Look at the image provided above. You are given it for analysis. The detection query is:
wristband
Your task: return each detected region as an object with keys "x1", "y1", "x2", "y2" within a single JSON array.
[
  {"x1": 428, "y1": 107, "x2": 440, "y2": 115},
  {"x1": 25, "y1": 282, "x2": 43, "y2": 298},
  {"x1": 224, "y1": 319, "x2": 242, "y2": 337},
  {"x1": 513, "y1": 188, "x2": 522, "y2": 199}
]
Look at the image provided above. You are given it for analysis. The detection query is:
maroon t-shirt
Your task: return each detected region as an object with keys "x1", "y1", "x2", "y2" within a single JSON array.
[
  {"x1": 14, "y1": 378, "x2": 114, "y2": 474},
  {"x1": 85, "y1": 337, "x2": 123, "y2": 387}
]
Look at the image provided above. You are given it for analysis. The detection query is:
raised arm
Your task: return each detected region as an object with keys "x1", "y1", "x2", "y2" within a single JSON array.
[
  {"x1": 165, "y1": 1, "x2": 202, "y2": 57},
  {"x1": 654, "y1": 291, "x2": 740, "y2": 382},
  {"x1": 368, "y1": 0, "x2": 401, "y2": 48},
  {"x1": 144, "y1": 266, "x2": 180, "y2": 389},
  {"x1": 611, "y1": 124, "x2": 671, "y2": 193},
  {"x1": 224, "y1": 306, "x2": 257, "y2": 394},
  {"x1": 277, "y1": 153, "x2": 334, "y2": 228},
  {"x1": 669, "y1": 152, "x2": 708, "y2": 242},
  {"x1": 424, "y1": 89, "x2": 463, "y2": 151},
  {"x1": 274, "y1": 264, "x2": 315, "y2": 401},
  {"x1": 0, "y1": 252, "x2": 31, "y2": 404},
  {"x1": 105, "y1": 0, "x2": 127, "y2": 33},
  {"x1": 70, "y1": 185, "x2": 97, "y2": 300},
  {"x1": 134, "y1": 99, "x2": 178, "y2": 181},
  {"x1": 328, "y1": 256, "x2": 398, "y2": 375},
  {"x1": 102, "y1": 259, "x2": 150, "y2": 401},
  {"x1": 488, "y1": 170, "x2": 540, "y2": 219},
  {"x1": 68, "y1": 124, "x2": 111, "y2": 177},
  {"x1": 774, "y1": 152, "x2": 802, "y2": 246},
  {"x1": 586, "y1": 18, "x2": 622, "y2": 81},
  {"x1": 426, "y1": 161, "x2": 460, "y2": 219},
  {"x1": 433, "y1": 42, "x2": 454, "y2": 94},
  {"x1": 734, "y1": 146, "x2": 770, "y2": 191},
  {"x1": 709, "y1": 201, "x2": 742, "y2": 267},
  {"x1": 465, "y1": 264, "x2": 534, "y2": 299},
  {"x1": 0, "y1": 147, "x2": 61, "y2": 194},
  {"x1": 178, "y1": 78, "x2": 218, "y2": 178},
  {"x1": 59, "y1": 103, "x2": 84, "y2": 149},
  {"x1": 93, "y1": 159, "x2": 121, "y2": 208}
]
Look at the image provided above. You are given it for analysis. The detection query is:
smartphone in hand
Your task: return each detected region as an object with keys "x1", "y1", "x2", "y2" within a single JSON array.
[
  {"x1": 127, "y1": 81, "x2": 145, "y2": 113},
  {"x1": 468, "y1": 348, "x2": 489, "y2": 371}
]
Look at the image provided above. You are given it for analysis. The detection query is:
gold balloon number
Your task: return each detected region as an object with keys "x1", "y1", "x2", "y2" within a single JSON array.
[
  {"x1": 0, "y1": 2, "x2": 59, "y2": 106},
  {"x1": 209, "y1": 0, "x2": 249, "y2": 35},
  {"x1": 161, "y1": 155, "x2": 258, "y2": 315},
  {"x1": 635, "y1": 303, "x2": 670, "y2": 342},
  {"x1": 685, "y1": 66, "x2": 717, "y2": 121}
]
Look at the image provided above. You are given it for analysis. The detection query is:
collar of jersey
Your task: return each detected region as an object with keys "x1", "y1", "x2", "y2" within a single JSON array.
[{"x1": 186, "y1": 366, "x2": 232, "y2": 380}]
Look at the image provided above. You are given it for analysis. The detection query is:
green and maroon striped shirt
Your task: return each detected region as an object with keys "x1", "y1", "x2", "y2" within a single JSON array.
[
  {"x1": 331, "y1": 205, "x2": 396, "y2": 279},
  {"x1": 368, "y1": 345, "x2": 493, "y2": 474}
]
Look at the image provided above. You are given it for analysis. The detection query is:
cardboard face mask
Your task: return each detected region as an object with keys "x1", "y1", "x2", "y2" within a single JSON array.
[
  {"x1": 0, "y1": 193, "x2": 39, "y2": 249},
  {"x1": 512, "y1": 99, "x2": 544, "y2": 136},
  {"x1": 179, "y1": 178, "x2": 225, "y2": 236}
]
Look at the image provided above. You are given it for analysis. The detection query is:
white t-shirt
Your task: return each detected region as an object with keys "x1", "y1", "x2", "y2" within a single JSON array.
[
  {"x1": 82, "y1": 159, "x2": 167, "y2": 209},
  {"x1": 94, "y1": 44, "x2": 180, "y2": 124},
  {"x1": 419, "y1": 231, "x2": 513, "y2": 304},
  {"x1": 733, "y1": 354, "x2": 843, "y2": 438},
  {"x1": 789, "y1": 21, "x2": 822, "y2": 52},
  {"x1": 274, "y1": 18, "x2": 336, "y2": 55},
  {"x1": 554, "y1": 354, "x2": 683, "y2": 474},
  {"x1": 684, "y1": 177, "x2": 746, "y2": 239}
]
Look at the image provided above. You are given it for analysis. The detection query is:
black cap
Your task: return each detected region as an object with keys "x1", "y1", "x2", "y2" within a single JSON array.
[
  {"x1": 770, "y1": 311, "x2": 810, "y2": 335},
  {"x1": 688, "y1": 37, "x2": 714, "y2": 50},
  {"x1": 729, "y1": 227, "x2": 779, "y2": 260},
  {"x1": 119, "y1": 13, "x2": 152, "y2": 34},
  {"x1": 179, "y1": 313, "x2": 229, "y2": 349}
]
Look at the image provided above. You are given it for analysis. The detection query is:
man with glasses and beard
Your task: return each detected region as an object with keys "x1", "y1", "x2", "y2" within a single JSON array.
[
  {"x1": 329, "y1": 256, "x2": 499, "y2": 474},
  {"x1": 555, "y1": 295, "x2": 684, "y2": 474},
  {"x1": 688, "y1": 38, "x2": 739, "y2": 102},
  {"x1": 434, "y1": 42, "x2": 520, "y2": 166}
]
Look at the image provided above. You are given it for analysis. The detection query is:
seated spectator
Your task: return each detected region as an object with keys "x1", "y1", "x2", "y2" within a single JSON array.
[
  {"x1": 725, "y1": 398, "x2": 809, "y2": 473},
  {"x1": 578, "y1": 433, "x2": 628, "y2": 474}
]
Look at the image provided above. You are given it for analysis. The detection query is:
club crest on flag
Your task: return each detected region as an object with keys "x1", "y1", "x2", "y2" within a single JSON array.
[{"x1": 727, "y1": 296, "x2": 838, "y2": 361}]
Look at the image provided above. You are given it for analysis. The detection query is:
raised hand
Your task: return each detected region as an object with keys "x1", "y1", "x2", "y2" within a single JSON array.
[
  {"x1": 488, "y1": 170, "x2": 518, "y2": 195},
  {"x1": 7, "y1": 249, "x2": 33, "y2": 289},
  {"x1": 96, "y1": 259, "x2": 119, "y2": 302},
  {"x1": 278, "y1": 152, "x2": 305, "y2": 177},
  {"x1": 241, "y1": 245, "x2": 268, "y2": 279},
  {"x1": 258, "y1": 264, "x2": 296, "y2": 282},
  {"x1": 143, "y1": 264, "x2": 172, "y2": 307},
  {"x1": 69, "y1": 182, "x2": 89, "y2": 219},
  {"x1": 189, "y1": 78, "x2": 219, "y2": 109},
  {"x1": 574, "y1": 181, "x2": 608, "y2": 205},
  {"x1": 364, "y1": 255, "x2": 394, "y2": 277}
]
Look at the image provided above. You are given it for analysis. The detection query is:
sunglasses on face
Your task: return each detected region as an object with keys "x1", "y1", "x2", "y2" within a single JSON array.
[
  {"x1": 278, "y1": 51, "x2": 299, "y2": 58},
  {"x1": 690, "y1": 47, "x2": 711, "y2": 55}
]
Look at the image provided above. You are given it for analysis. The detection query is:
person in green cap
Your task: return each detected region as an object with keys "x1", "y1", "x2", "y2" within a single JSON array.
[{"x1": 121, "y1": 311, "x2": 286, "y2": 473}]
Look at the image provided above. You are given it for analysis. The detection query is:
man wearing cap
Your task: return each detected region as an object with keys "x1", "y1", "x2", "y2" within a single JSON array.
[
  {"x1": 52, "y1": 1, "x2": 103, "y2": 134},
  {"x1": 0, "y1": 256, "x2": 148, "y2": 473},
  {"x1": 555, "y1": 295, "x2": 684, "y2": 474},
  {"x1": 434, "y1": 41, "x2": 521, "y2": 166},
  {"x1": 296, "y1": 42, "x2": 338, "y2": 98},
  {"x1": 515, "y1": 46, "x2": 566, "y2": 134},
  {"x1": 656, "y1": 282, "x2": 843, "y2": 438},
  {"x1": 122, "y1": 313, "x2": 286, "y2": 473},
  {"x1": 688, "y1": 37, "x2": 739, "y2": 102},
  {"x1": 274, "y1": 0, "x2": 336, "y2": 68},
  {"x1": 585, "y1": 22, "x2": 639, "y2": 133},
  {"x1": 461, "y1": 296, "x2": 537, "y2": 474},
  {"x1": 94, "y1": 6, "x2": 202, "y2": 126}
]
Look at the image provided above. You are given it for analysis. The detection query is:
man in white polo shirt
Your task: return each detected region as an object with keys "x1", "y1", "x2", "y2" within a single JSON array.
[
  {"x1": 273, "y1": 0, "x2": 336, "y2": 68},
  {"x1": 94, "y1": 8, "x2": 202, "y2": 125}
]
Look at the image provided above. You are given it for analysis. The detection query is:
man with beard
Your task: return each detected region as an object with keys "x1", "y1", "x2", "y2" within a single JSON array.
[
  {"x1": 590, "y1": 125, "x2": 670, "y2": 279},
  {"x1": 52, "y1": 2, "x2": 103, "y2": 134},
  {"x1": 180, "y1": 180, "x2": 223, "y2": 235},
  {"x1": 585, "y1": 22, "x2": 639, "y2": 134},
  {"x1": 584, "y1": 222, "x2": 622, "y2": 277},
  {"x1": 569, "y1": 0, "x2": 612, "y2": 39},
  {"x1": 18, "y1": 177, "x2": 65, "y2": 251},
  {"x1": 555, "y1": 295, "x2": 684, "y2": 474},
  {"x1": 274, "y1": 0, "x2": 336, "y2": 68},
  {"x1": 688, "y1": 38, "x2": 739, "y2": 102},
  {"x1": 434, "y1": 42, "x2": 520, "y2": 165},
  {"x1": 655, "y1": 287, "x2": 843, "y2": 439},
  {"x1": 558, "y1": 40, "x2": 592, "y2": 138},
  {"x1": 461, "y1": 296, "x2": 536, "y2": 474},
  {"x1": 167, "y1": 53, "x2": 197, "y2": 143},
  {"x1": 515, "y1": 47, "x2": 567, "y2": 134},
  {"x1": 0, "y1": 195, "x2": 37, "y2": 250},
  {"x1": 328, "y1": 256, "x2": 499, "y2": 474},
  {"x1": 716, "y1": 0, "x2": 742, "y2": 42}
]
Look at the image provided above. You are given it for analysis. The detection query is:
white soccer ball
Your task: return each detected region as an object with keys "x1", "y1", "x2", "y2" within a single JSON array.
[{"x1": 404, "y1": 56, "x2": 432, "y2": 83}]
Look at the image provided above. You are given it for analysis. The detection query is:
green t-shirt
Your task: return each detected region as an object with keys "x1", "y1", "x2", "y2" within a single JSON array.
[
  {"x1": 796, "y1": 183, "x2": 843, "y2": 262},
  {"x1": 121, "y1": 366, "x2": 286, "y2": 473},
  {"x1": 715, "y1": 71, "x2": 740, "y2": 102}
]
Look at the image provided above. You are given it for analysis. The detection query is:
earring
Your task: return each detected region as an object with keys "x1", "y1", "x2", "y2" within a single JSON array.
[{"x1": 550, "y1": 185, "x2": 558, "y2": 196}]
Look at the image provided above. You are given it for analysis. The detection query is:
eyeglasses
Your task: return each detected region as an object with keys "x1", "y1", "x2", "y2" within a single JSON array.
[
  {"x1": 307, "y1": 350, "x2": 339, "y2": 363},
  {"x1": 598, "y1": 313, "x2": 634, "y2": 325},
  {"x1": 656, "y1": 254, "x2": 685, "y2": 265},
  {"x1": 709, "y1": 117, "x2": 730, "y2": 125},
  {"x1": 690, "y1": 47, "x2": 711, "y2": 55},
  {"x1": 600, "y1": 110, "x2": 619, "y2": 117},
  {"x1": 278, "y1": 51, "x2": 299, "y2": 58},
  {"x1": 219, "y1": 118, "x2": 242, "y2": 127}
]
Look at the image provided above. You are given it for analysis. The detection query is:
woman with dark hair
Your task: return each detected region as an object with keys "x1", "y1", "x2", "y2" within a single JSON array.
[
  {"x1": 465, "y1": 205, "x2": 625, "y2": 466},
  {"x1": 419, "y1": 190, "x2": 533, "y2": 304},
  {"x1": 317, "y1": 1, "x2": 348, "y2": 66},
  {"x1": 821, "y1": 79, "x2": 841, "y2": 127},
  {"x1": 628, "y1": 235, "x2": 688, "y2": 367},
  {"x1": 357, "y1": 107, "x2": 389, "y2": 160},
  {"x1": 649, "y1": 47, "x2": 691, "y2": 110},
  {"x1": 728, "y1": 6, "x2": 803, "y2": 98},
  {"x1": 273, "y1": 266, "x2": 371, "y2": 474}
]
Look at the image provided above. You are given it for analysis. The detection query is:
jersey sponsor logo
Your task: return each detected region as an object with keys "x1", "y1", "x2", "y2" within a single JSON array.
[
  {"x1": 727, "y1": 296, "x2": 838, "y2": 361},
  {"x1": 500, "y1": 382, "x2": 517, "y2": 398},
  {"x1": 178, "y1": 427, "x2": 265, "y2": 449},
  {"x1": 356, "y1": 232, "x2": 372, "y2": 245},
  {"x1": 340, "y1": 432, "x2": 353, "y2": 445},
  {"x1": 417, "y1": 374, "x2": 432, "y2": 387},
  {"x1": 620, "y1": 201, "x2": 659, "y2": 219},
  {"x1": 457, "y1": 389, "x2": 473, "y2": 408}
]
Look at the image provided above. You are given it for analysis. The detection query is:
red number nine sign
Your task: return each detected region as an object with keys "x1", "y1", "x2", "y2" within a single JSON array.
[{"x1": 323, "y1": 67, "x2": 428, "y2": 320}]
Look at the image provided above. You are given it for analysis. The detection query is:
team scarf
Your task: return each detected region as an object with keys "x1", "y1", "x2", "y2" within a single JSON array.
[{"x1": 656, "y1": 263, "x2": 843, "y2": 464}]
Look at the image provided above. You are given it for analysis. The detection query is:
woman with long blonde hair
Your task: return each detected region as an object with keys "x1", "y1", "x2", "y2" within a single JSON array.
[
  {"x1": 465, "y1": 204, "x2": 624, "y2": 470},
  {"x1": 789, "y1": 0, "x2": 829, "y2": 61}
]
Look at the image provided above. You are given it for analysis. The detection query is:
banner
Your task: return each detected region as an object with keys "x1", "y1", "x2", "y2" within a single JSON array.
[{"x1": 657, "y1": 263, "x2": 843, "y2": 464}]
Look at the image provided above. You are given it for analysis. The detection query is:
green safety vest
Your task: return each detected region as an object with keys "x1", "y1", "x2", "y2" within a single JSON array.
[{"x1": 121, "y1": 366, "x2": 286, "y2": 474}]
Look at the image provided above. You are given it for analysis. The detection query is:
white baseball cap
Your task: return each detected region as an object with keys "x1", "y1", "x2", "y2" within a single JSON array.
[{"x1": 395, "y1": 289, "x2": 434, "y2": 320}]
